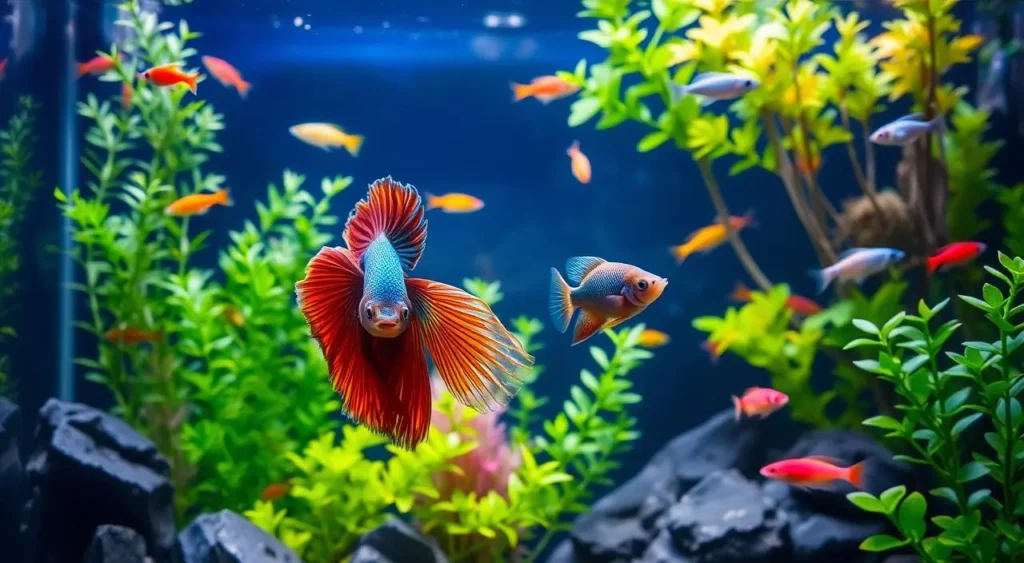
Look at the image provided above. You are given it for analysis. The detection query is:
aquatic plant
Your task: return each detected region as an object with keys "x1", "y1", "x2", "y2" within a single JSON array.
[
  {"x1": 845, "y1": 253, "x2": 1024, "y2": 561},
  {"x1": 563, "y1": 0, "x2": 1008, "y2": 427},
  {"x1": 0, "y1": 96, "x2": 42, "y2": 397},
  {"x1": 247, "y1": 282, "x2": 649, "y2": 562}
]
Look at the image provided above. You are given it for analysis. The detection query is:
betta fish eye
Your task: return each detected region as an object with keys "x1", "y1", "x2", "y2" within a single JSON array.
[
  {"x1": 365, "y1": 306, "x2": 374, "y2": 320},
  {"x1": 401, "y1": 306, "x2": 410, "y2": 320},
  {"x1": 637, "y1": 279, "x2": 649, "y2": 291}
]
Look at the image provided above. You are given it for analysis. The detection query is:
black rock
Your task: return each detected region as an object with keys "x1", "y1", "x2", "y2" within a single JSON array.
[
  {"x1": 177, "y1": 509, "x2": 301, "y2": 563},
  {"x1": 0, "y1": 397, "x2": 24, "y2": 556},
  {"x1": 777, "y1": 430, "x2": 911, "y2": 519},
  {"x1": 666, "y1": 470, "x2": 788, "y2": 562},
  {"x1": 568, "y1": 410, "x2": 765, "y2": 563},
  {"x1": 352, "y1": 517, "x2": 447, "y2": 563},
  {"x1": 19, "y1": 399, "x2": 175, "y2": 563},
  {"x1": 83, "y1": 525, "x2": 148, "y2": 563},
  {"x1": 640, "y1": 530, "x2": 692, "y2": 563}
]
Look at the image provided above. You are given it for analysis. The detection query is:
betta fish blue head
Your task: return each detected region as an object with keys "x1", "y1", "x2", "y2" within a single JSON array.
[{"x1": 889, "y1": 249, "x2": 906, "y2": 263}]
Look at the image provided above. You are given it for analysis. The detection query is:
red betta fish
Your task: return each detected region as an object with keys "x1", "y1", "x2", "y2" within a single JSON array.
[
  {"x1": 549, "y1": 257, "x2": 668, "y2": 346},
  {"x1": 296, "y1": 178, "x2": 534, "y2": 449},
  {"x1": 760, "y1": 456, "x2": 865, "y2": 489},
  {"x1": 926, "y1": 242, "x2": 987, "y2": 274}
]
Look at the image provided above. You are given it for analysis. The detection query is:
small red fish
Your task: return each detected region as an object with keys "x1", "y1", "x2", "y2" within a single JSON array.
[
  {"x1": 201, "y1": 56, "x2": 251, "y2": 98},
  {"x1": 567, "y1": 141, "x2": 591, "y2": 184},
  {"x1": 104, "y1": 327, "x2": 162, "y2": 345},
  {"x1": 731, "y1": 387, "x2": 789, "y2": 421},
  {"x1": 550, "y1": 257, "x2": 667, "y2": 346},
  {"x1": 139, "y1": 62, "x2": 199, "y2": 94},
  {"x1": 760, "y1": 456, "x2": 866, "y2": 489},
  {"x1": 510, "y1": 75, "x2": 579, "y2": 104},
  {"x1": 926, "y1": 242, "x2": 987, "y2": 274},
  {"x1": 121, "y1": 82, "x2": 133, "y2": 111},
  {"x1": 731, "y1": 283, "x2": 821, "y2": 317},
  {"x1": 296, "y1": 177, "x2": 534, "y2": 449},
  {"x1": 79, "y1": 54, "x2": 122, "y2": 77},
  {"x1": 259, "y1": 481, "x2": 292, "y2": 501}
]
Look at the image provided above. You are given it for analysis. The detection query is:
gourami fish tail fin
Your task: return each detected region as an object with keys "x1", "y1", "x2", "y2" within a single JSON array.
[
  {"x1": 671, "y1": 245, "x2": 690, "y2": 265},
  {"x1": 926, "y1": 255, "x2": 940, "y2": 275},
  {"x1": 809, "y1": 268, "x2": 833, "y2": 294},
  {"x1": 567, "y1": 140, "x2": 580, "y2": 157},
  {"x1": 742, "y1": 208, "x2": 757, "y2": 229},
  {"x1": 549, "y1": 268, "x2": 575, "y2": 334},
  {"x1": 732, "y1": 395, "x2": 743, "y2": 421},
  {"x1": 344, "y1": 134, "x2": 364, "y2": 157},
  {"x1": 407, "y1": 278, "x2": 533, "y2": 413},
  {"x1": 425, "y1": 193, "x2": 440, "y2": 210},
  {"x1": 296, "y1": 246, "x2": 410, "y2": 444},
  {"x1": 668, "y1": 82, "x2": 688, "y2": 105},
  {"x1": 218, "y1": 188, "x2": 233, "y2": 207},
  {"x1": 343, "y1": 177, "x2": 428, "y2": 270},
  {"x1": 184, "y1": 72, "x2": 198, "y2": 95},
  {"x1": 565, "y1": 256, "x2": 606, "y2": 284},
  {"x1": 77, "y1": 63, "x2": 88, "y2": 77},
  {"x1": 847, "y1": 461, "x2": 866, "y2": 489},
  {"x1": 237, "y1": 80, "x2": 251, "y2": 99},
  {"x1": 571, "y1": 309, "x2": 608, "y2": 346},
  {"x1": 511, "y1": 82, "x2": 530, "y2": 102}
]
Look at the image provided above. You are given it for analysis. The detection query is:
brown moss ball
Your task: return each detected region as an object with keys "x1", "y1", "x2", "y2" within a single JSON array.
[{"x1": 835, "y1": 191, "x2": 925, "y2": 256}]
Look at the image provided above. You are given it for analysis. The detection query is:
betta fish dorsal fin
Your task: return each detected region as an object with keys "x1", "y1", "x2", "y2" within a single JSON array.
[
  {"x1": 343, "y1": 177, "x2": 428, "y2": 271},
  {"x1": 565, "y1": 256, "x2": 606, "y2": 284},
  {"x1": 572, "y1": 309, "x2": 610, "y2": 346},
  {"x1": 895, "y1": 112, "x2": 925, "y2": 122},
  {"x1": 407, "y1": 278, "x2": 533, "y2": 413},
  {"x1": 805, "y1": 455, "x2": 845, "y2": 466}
]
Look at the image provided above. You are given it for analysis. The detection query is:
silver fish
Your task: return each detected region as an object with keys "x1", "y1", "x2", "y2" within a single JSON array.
[
  {"x1": 869, "y1": 113, "x2": 943, "y2": 146},
  {"x1": 809, "y1": 248, "x2": 905, "y2": 293},
  {"x1": 669, "y1": 72, "x2": 759, "y2": 107}
]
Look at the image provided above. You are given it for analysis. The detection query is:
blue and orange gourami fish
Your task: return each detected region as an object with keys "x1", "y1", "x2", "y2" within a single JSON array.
[
  {"x1": 295, "y1": 177, "x2": 534, "y2": 449},
  {"x1": 549, "y1": 257, "x2": 668, "y2": 346}
]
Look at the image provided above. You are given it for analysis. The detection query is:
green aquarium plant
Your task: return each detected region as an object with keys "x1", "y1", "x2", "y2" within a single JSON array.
[
  {"x1": 561, "y1": 0, "x2": 1014, "y2": 428},
  {"x1": 247, "y1": 280, "x2": 650, "y2": 563},
  {"x1": 845, "y1": 253, "x2": 1024, "y2": 562},
  {"x1": 0, "y1": 96, "x2": 42, "y2": 397}
]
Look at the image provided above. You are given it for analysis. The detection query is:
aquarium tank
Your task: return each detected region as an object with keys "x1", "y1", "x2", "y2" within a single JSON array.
[{"x1": 0, "y1": 0, "x2": 1023, "y2": 561}]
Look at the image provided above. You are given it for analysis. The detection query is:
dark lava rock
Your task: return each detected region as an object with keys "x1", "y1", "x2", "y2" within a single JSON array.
[
  {"x1": 352, "y1": 517, "x2": 448, "y2": 563},
  {"x1": 0, "y1": 397, "x2": 24, "y2": 555},
  {"x1": 776, "y1": 430, "x2": 911, "y2": 520},
  {"x1": 568, "y1": 410, "x2": 765, "y2": 563},
  {"x1": 83, "y1": 525, "x2": 148, "y2": 563},
  {"x1": 20, "y1": 399, "x2": 175, "y2": 563},
  {"x1": 177, "y1": 509, "x2": 301, "y2": 563},
  {"x1": 666, "y1": 470, "x2": 788, "y2": 562}
]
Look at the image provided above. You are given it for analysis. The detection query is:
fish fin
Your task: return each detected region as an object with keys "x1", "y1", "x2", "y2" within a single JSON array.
[
  {"x1": 929, "y1": 115, "x2": 946, "y2": 134},
  {"x1": 571, "y1": 309, "x2": 609, "y2": 346},
  {"x1": 567, "y1": 140, "x2": 580, "y2": 157},
  {"x1": 808, "y1": 268, "x2": 833, "y2": 294},
  {"x1": 344, "y1": 134, "x2": 364, "y2": 157},
  {"x1": 731, "y1": 283, "x2": 752, "y2": 302},
  {"x1": 511, "y1": 82, "x2": 530, "y2": 102},
  {"x1": 847, "y1": 461, "x2": 866, "y2": 489},
  {"x1": 534, "y1": 94, "x2": 557, "y2": 105},
  {"x1": 668, "y1": 82, "x2": 688, "y2": 105},
  {"x1": 365, "y1": 322, "x2": 432, "y2": 449},
  {"x1": 670, "y1": 245, "x2": 690, "y2": 265},
  {"x1": 549, "y1": 268, "x2": 575, "y2": 334},
  {"x1": 237, "y1": 80, "x2": 251, "y2": 99},
  {"x1": 895, "y1": 112, "x2": 925, "y2": 122},
  {"x1": 77, "y1": 63, "x2": 88, "y2": 77},
  {"x1": 926, "y1": 255, "x2": 939, "y2": 275},
  {"x1": 732, "y1": 395, "x2": 742, "y2": 421},
  {"x1": 343, "y1": 177, "x2": 428, "y2": 270},
  {"x1": 295, "y1": 247, "x2": 399, "y2": 438},
  {"x1": 836, "y1": 247, "x2": 870, "y2": 260},
  {"x1": 219, "y1": 188, "x2": 233, "y2": 207},
  {"x1": 424, "y1": 193, "x2": 439, "y2": 211},
  {"x1": 805, "y1": 455, "x2": 845, "y2": 465},
  {"x1": 184, "y1": 72, "x2": 198, "y2": 95},
  {"x1": 692, "y1": 71, "x2": 733, "y2": 82},
  {"x1": 695, "y1": 94, "x2": 716, "y2": 107},
  {"x1": 565, "y1": 256, "x2": 606, "y2": 284},
  {"x1": 407, "y1": 278, "x2": 532, "y2": 412},
  {"x1": 742, "y1": 387, "x2": 760, "y2": 395},
  {"x1": 740, "y1": 209, "x2": 757, "y2": 229}
]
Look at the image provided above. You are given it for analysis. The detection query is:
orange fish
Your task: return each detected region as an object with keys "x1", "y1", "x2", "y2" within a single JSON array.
[
  {"x1": 549, "y1": 257, "x2": 667, "y2": 346},
  {"x1": 139, "y1": 62, "x2": 199, "y2": 94},
  {"x1": 567, "y1": 141, "x2": 591, "y2": 184},
  {"x1": 731, "y1": 387, "x2": 789, "y2": 421},
  {"x1": 104, "y1": 327, "x2": 162, "y2": 345},
  {"x1": 165, "y1": 189, "x2": 232, "y2": 216},
  {"x1": 295, "y1": 177, "x2": 534, "y2": 449},
  {"x1": 637, "y1": 328, "x2": 670, "y2": 348},
  {"x1": 121, "y1": 82, "x2": 133, "y2": 111},
  {"x1": 201, "y1": 56, "x2": 251, "y2": 98},
  {"x1": 79, "y1": 54, "x2": 122, "y2": 77},
  {"x1": 510, "y1": 75, "x2": 580, "y2": 104},
  {"x1": 425, "y1": 192, "x2": 484, "y2": 214},
  {"x1": 223, "y1": 307, "x2": 245, "y2": 327},
  {"x1": 731, "y1": 283, "x2": 821, "y2": 317},
  {"x1": 760, "y1": 456, "x2": 866, "y2": 489},
  {"x1": 259, "y1": 481, "x2": 292, "y2": 501},
  {"x1": 670, "y1": 212, "x2": 756, "y2": 264}
]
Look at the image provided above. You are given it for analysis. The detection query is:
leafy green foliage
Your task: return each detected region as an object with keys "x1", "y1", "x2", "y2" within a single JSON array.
[
  {"x1": 0, "y1": 96, "x2": 42, "y2": 397},
  {"x1": 944, "y1": 102, "x2": 1003, "y2": 241},
  {"x1": 847, "y1": 253, "x2": 1024, "y2": 562}
]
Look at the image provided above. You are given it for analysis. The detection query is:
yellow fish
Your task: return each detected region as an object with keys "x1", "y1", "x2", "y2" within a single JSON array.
[
  {"x1": 669, "y1": 211, "x2": 755, "y2": 265},
  {"x1": 426, "y1": 192, "x2": 484, "y2": 214},
  {"x1": 289, "y1": 123, "x2": 364, "y2": 156},
  {"x1": 636, "y1": 328, "x2": 670, "y2": 348}
]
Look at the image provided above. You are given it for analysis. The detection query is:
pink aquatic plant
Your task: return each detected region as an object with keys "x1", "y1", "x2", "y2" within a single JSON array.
[{"x1": 429, "y1": 374, "x2": 521, "y2": 500}]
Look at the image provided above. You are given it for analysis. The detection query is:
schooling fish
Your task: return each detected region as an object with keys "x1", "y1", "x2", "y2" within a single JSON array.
[
  {"x1": 732, "y1": 387, "x2": 788, "y2": 421},
  {"x1": 808, "y1": 247, "x2": 904, "y2": 294},
  {"x1": 567, "y1": 141, "x2": 591, "y2": 184},
  {"x1": 289, "y1": 123, "x2": 365, "y2": 157},
  {"x1": 165, "y1": 189, "x2": 232, "y2": 216},
  {"x1": 78, "y1": 53, "x2": 122, "y2": 77},
  {"x1": 426, "y1": 192, "x2": 484, "y2": 214},
  {"x1": 760, "y1": 456, "x2": 866, "y2": 489},
  {"x1": 549, "y1": 257, "x2": 667, "y2": 346},
  {"x1": 731, "y1": 283, "x2": 821, "y2": 317},
  {"x1": 296, "y1": 177, "x2": 533, "y2": 449},
  {"x1": 511, "y1": 75, "x2": 580, "y2": 104},
  {"x1": 139, "y1": 62, "x2": 199, "y2": 94},
  {"x1": 926, "y1": 242, "x2": 987, "y2": 274},
  {"x1": 669, "y1": 71, "x2": 759, "y2": 106},
  {"x1": 869, "y1": 113, "x2": 943, "y2": 146},
  {"x1": 202, "y1": 56, "x2": 251, "y2": 98},
  {"x1": 670, "y1": 212, "x2": 755, "y2": 265},
  {"x1": 637, "y1": 328, "x2": 671, "y2": 348}
]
